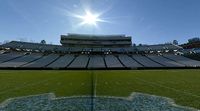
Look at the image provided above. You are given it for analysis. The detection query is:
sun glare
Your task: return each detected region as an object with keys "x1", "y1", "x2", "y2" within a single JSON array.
[
  {"x1": 73, "y1": 10, "x2": 105, "y2": 27},
  {"x1": 81, "y1": 11, "x2": 99, "y2": 25}
]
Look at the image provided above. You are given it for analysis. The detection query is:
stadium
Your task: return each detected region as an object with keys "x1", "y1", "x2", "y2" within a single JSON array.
[
  {"x1": 0, "y1": 33, "x2": 200, "y2": 111},
  {"x1": 1, "y1": 33, "x2": 200, "y2": 70},
  {"x1": 1, "y1": 0, "x2": 200, "y2": 110}
]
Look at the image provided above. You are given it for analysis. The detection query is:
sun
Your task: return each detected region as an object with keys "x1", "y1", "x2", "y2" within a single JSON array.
[
  {"x1": 73, "y1": 10, "x2": 105, "y2": 27},
  {"x1": 81, "y1": 11, "x2": 100, "y2": 25}
]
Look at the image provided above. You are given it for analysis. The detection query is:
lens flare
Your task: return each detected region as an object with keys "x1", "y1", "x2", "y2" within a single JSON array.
[{"x1": 74, "y1": 10, "x2": 106, "y2": 27}]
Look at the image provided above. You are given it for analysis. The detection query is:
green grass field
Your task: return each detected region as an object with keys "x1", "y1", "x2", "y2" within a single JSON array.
[{"x1": 0, "y1": 70, "x2": 199, "y2": 109}]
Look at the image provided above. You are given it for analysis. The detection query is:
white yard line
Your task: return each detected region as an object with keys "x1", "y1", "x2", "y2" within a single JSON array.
[{"x1": 94, "y1": 73, "x2": 97, "y2": 97}]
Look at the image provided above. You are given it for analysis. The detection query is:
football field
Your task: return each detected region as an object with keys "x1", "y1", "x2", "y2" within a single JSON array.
[{"x1": 0, "y1": 69, "x2": 199, "y2": 109}]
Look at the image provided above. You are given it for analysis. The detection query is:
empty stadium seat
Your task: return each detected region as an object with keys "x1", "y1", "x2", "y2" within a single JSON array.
[
  {"x1": 68, "y1": 55, "x2": 89, "y2": 68},
  {"x1": 118, "y1": 55, "x2": 143, "y2": 68},
  {"x1": 22, "y1": 54, "x2": 59, "y2": 68},
  {"x1": 47, "y1": 54, "x2": 75, "y2": 68},
  {"x1": 0, "y1": 52, "x2": 24, "y2": 63},
  {"x1": 105, "y1": 55, "x2": 124, "y2": 68},
  {"x1": 146, "y1": 54, "x2": 185, "y2": 67},
  {"x1": 132, "y1": 55, "x2": 163, "y2": 67},
  {"x1": 88, "y1": 55, "x2": 106, "y2": 68},
  {"x1": 163, "y1": 54, "x2": 200, "y2": 67},
  {"x1": 0, "y1": 53, "x2": 43, "y2": 67}
]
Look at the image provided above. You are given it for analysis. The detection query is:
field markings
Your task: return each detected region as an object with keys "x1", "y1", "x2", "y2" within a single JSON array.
[
  {"x1": 134, "y1": 77, "x2": 200, "y2": 98},
  {"x1": 94, "y1": 72, "x2": 97, "y2": 97}
]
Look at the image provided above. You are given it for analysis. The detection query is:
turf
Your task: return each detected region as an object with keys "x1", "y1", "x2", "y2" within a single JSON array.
[{"x1": 0, "y1": 70, "x2": 199, "y2": 109}]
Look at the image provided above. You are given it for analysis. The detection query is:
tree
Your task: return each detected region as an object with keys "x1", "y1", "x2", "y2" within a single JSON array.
[
  {"x1": 138, "y1": 44, "x2": 142, "y2": 46},
  {"x1": 173, "y1": 40, "x2": 178, "y2": 45},
  {"x1": 40, "y1": 40, "x2": 46, "y2": 44},
  {"x1": 188, "y1": 37, "x2": 200, "y2": 43}
]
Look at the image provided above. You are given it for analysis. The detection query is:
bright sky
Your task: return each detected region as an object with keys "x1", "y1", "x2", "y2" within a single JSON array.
[{"x1": 0, "y1": 0, "x2": 200, "y2": 45}]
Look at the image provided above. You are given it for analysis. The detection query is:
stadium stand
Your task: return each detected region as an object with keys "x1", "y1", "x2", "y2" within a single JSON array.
[
  {"x1": 61, "y1": 33, "x2": 132, "y2": 47},
  {"x1": 132, "y1": 55, "x2": 164, "y2": 67},
  {"x1": 0, "y1": 52, "x2": 24, "y2": 63},
  {"x1": 0, "y1": 53, "x2": 43, "y2": 68},
  {"x1": 110, "y1": 48, "x2": 125, "y2": 53},
  {"x1": 118, "y1": 54, "x2": 143, "y2": 68},
  {"x1": 146, "y1": 54, "x2": 185, "y2": 67},
  {"x1": 68, "y1": 55, "x2": 89, "y2": 68},
  {"x1": 0, "y1": 50, "x2": 6, "y2": 54},
  {"x1": 104, "y1": 55, "x2": 124, "y2": 68},
  {"x1": 2, "y1": 41, "x2": 62, "y2": 52},
  {"x1": 136, "y1": 44, "x2": 182, "y2": 52},
  {"x1": 22, "y1": 54, "x2": 59, "y2": 68},
  {"x1": 47, "y1": 54, "x2": 75, "y2": 68},
  {"x1": 183, "y1": 49, "x2": 200, "y2": 61},
  {"x1": 0, "y1": 33, "x2": 200, "y2": 69},
  {"x1": 163, "y1": 54, "x2": 200, "y2": 67},
  {"x1": 124, "y1": 47, "x2": 137, "y2": 53},
  {"x1": 88, "y1": 55, "x2": 106, "y2": 69}
]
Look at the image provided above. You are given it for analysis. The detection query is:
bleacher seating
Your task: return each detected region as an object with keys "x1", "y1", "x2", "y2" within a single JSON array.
[
  {"x1": 0, "y1": 52, "x2": 24, "y2": 63},
  {"x1": 146, "y1": 54, "x2": 185, "y2": 67},
  {"x1": 163, "y1": 54, "x2": 200, "y2": 67},
  {"x1": 88, "y1": 55, "x2": 106, "y2": 68},
  {"x1": 105, "y1": 55, "x2": 124, "y2": 68},
  {"x1": 0, "y1": 53, "x2": 43, "y2": 67},
  {"x1": 2, "y1": 41, "x2": 62, "y2": 52},
  {"x1": 0, "y1": 50, "x2": 7, "y2": 54},
  {"x1": 22, "y1": 54, "x2": 59, "y2": 68},
  {"x1": 47, "y1": 54, "x2": 75, "y2": 68},
  {"x1": 2, "y1": 41, "x2": 183, "y2": 54},
  {"x1": 0, "y1": 51, "x2": 199, "y2": 69},
  {"x1": 68, "y1": 55, "x2": 89, "y2": 68},
  {"x1": 118, "y1": 55, "x2": 143, "y2": 68},
  {"x1": 0, "y1": 40, "x2": 200, "y2": 69},
  {"x1": 132, "y1": 55, "x2": 163, "y2": 67},
  {"x1": 136, "y1": 44, "x2": 182, "y2": 52}
]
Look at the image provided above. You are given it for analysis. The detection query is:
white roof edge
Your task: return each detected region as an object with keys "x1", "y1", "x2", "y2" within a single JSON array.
[{"x1": 65, "y1": 33, "x2": 127, "y2": 37}]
